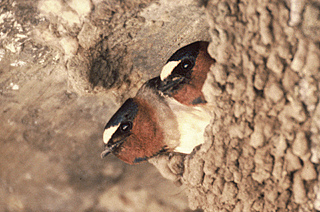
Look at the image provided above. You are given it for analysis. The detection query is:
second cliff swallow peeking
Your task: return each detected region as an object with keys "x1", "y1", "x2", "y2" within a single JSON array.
[
  {"x1": 159, "y1": 41, "x2": 215, "y2": 106},
  {"x1": 101, "y1": 41, "x2": 215, "y2": 165}
]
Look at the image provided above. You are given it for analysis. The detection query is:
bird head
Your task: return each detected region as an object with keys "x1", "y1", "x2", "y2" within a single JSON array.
[
  {"x1": 101, "y1": 95, "x2": 169, "y2": 164},
  {"x1": 159, "y1": 41, "x2": 215, "y2": 105}
]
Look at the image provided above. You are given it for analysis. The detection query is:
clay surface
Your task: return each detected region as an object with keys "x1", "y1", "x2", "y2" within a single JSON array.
[
  {"x1": 181, "y1": 0, "x2": 320, "y2": 211},
  {"x1": 0, "y1": 0, "x2": 208, "y2": 211}
]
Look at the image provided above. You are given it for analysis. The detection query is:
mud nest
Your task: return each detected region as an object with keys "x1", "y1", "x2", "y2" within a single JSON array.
[{"x1": 178, "y1": 0, "x2": 320, "y2": 211}]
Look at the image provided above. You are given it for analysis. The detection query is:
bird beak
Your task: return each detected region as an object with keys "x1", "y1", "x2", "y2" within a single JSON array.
[
  {"x1": 101, "y1": 137, "x2": 126, "y2": 159},
  {"x1": 158, "y1": 77, "x2": 185, "y2": 93},
  {"x1": 101, "y1": 146, "x2": 112, "y2": 158}
]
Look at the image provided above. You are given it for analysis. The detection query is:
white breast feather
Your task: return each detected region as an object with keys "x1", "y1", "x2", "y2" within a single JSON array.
[{"x1": 166, "y1": 98, "x2": 212, "y2": 154}]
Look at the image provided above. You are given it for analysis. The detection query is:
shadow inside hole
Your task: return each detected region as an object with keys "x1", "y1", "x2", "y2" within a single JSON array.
[{"x1": 89, "y1": 56, "x2": 119, "y2": 89}]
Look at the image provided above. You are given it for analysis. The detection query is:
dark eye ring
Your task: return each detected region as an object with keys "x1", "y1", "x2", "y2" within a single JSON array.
[
  {"x1": 181, "y1": 59, "x2": 193, "y2": 70},
  {"x1": 120, "y1": 121, "x2": 132, "y2": 132}
]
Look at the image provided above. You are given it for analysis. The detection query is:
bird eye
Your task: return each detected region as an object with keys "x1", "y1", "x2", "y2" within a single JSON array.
[
  {"x1": 120, "y1": 122, "x2": 132, "y2": 132},
  {"x1": 181, "y1": 59, "x2": 193, "y2": 70}
]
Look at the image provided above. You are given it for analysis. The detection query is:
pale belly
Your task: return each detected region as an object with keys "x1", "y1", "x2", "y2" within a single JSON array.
[{"x1": 166, "y1": 98, "x2": 213, "y2": 154}]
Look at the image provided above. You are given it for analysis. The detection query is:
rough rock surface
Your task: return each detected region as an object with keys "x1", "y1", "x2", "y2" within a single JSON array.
[
  {"x1": 1, "y1": 0, "x2": 320, "y2": 211},
  {"x1": 180, "y1": 0, "x2": 320, "y2": 211},
  {"x1": 0, "y1": 0, "x2": 208, "y2": 211}
]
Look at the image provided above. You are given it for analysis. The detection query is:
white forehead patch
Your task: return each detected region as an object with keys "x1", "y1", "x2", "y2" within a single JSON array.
[
  {"x1": 160, "y1": 60, "x2": 181, "y2": 81},
  {"x1": 103, "y1": 124, "x2": 120, "y2": 144}
]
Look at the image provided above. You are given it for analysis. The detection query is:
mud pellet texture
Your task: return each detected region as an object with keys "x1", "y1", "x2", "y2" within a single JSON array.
[{"x1": 182, "y1": 0, "x2": 320, "y2": 211}]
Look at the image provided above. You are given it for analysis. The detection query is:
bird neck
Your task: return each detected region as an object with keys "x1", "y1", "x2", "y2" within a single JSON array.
[{"x1": 137, "y1": 83, "x2": 181, "y2": 148}]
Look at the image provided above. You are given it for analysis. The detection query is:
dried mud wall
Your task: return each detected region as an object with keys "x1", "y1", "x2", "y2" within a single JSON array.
[
  {"x1": 181, "y1": 0, "x2": 320, "y2": 211},
  {"x1": 0, "y1": 0, "x2": 209, "y2": 211}
]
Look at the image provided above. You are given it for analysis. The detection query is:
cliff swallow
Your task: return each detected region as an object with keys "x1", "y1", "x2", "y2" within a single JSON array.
[
  {"x1": 159, "y1": 41, "x2": 215, "y2": 106},
  {"x1": 101, "y1": 76, "x2": 211, "y2": 164},
  {"x1": 101, "y1": 77, "x2": 177, "y2": 164},
  {"x1": 101, "y1": 41, "x2": 214, "y2": 165}
]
